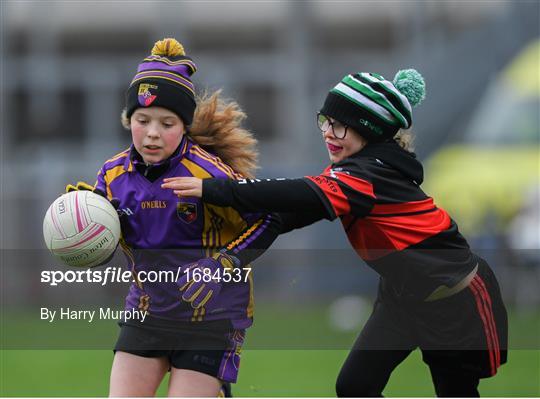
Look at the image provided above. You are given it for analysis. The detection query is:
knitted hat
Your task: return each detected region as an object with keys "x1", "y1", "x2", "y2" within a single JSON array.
[
  {"x1": 320, "y1": 69, "x2": 426, "y2": 142},
  {"x1": 126, "y1": 38, "x2": 197, "y2": 125}
]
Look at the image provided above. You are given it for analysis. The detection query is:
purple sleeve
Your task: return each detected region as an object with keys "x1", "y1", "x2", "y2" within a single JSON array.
[
  {"x1": 94, "y1": 166, "x2": 108, "y2": 198},
  {"x1": 221, "y1": 212, "x2": 282, "y2": 267}
]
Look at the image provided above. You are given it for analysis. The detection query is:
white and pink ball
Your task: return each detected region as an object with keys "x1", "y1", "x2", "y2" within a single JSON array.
[{"x1": 43, "y1": 191, "x2": 121, "y2": 268}]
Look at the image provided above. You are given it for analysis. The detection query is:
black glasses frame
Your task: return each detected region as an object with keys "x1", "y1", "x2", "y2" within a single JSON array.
[{"x1": 316, "y1": 112, "x2": 349, "y2": 139}]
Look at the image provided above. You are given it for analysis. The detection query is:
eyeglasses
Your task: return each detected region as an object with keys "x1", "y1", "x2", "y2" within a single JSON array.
[{"x1": 317, "y1": 112, "x2": 349, "y2": 139}]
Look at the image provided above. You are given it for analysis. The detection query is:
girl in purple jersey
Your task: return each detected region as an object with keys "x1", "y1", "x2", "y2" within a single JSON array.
[
  {"x1": 68, "y1": 38, "x2": 280, "y2": 397},
  {"x1": 163, "y1": 69, "x2": 508, "y2": 397}
]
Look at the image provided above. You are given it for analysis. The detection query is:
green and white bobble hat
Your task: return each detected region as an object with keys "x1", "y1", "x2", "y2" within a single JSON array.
[{"x1": 320, "y1": 69, "x2": 426, "y2": 142}]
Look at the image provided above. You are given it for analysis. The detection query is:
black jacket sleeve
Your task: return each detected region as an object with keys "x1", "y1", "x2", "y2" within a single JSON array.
[
  {"x1": 277, "y1": 212, "x2": 326, "y2": 234},
  {"x1": 209, "y1": 179, "x2": 333, "y2": 266},
  {"x1": 203, "y1": 178, "x2": 332, "y2": 219}
]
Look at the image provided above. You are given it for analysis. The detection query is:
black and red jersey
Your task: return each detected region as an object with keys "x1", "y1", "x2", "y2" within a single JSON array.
[
  {"x1": 203, "y1": 141, "x2": 476, "y2": 300},
  {"x1": 303, "y1": 141, "x2": 474, "y2": 299}
]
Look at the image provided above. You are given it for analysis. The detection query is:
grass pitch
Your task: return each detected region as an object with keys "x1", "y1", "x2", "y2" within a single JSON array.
[{"x1": 1, "y1": 305, "x2": 538, "y2": 397}]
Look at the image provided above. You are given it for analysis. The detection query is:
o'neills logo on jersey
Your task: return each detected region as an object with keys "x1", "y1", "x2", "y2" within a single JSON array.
[
  {"x1": 177, "y1": 201, "x2": 197, "y2": 224},
  {"x1": 141, "y1": 200, "x2": 167, "y2": 209}
]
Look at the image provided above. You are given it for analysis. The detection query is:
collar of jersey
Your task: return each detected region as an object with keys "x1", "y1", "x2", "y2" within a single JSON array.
[{"x1": 123, "y1": 135, "x2": 192, "y2": 172}]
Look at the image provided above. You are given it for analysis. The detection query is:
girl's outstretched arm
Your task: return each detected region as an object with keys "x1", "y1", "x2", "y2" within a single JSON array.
[{"x1": 162, "y1": 176, "x2": 331, "y2": 217}]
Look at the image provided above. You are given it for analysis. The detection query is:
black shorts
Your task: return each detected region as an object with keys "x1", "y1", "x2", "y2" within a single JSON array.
[
  {"x1": 359, "y1": 257, "x2": 508, "y2": 378},
  {"x1": 114, "y1": 317, "x2": 245, "y2": 383}
]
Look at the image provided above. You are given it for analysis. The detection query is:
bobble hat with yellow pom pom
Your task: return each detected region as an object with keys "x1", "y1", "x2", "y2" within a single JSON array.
[{"x1": 126, "y1": 38, "x2": 197, "y2": 125}]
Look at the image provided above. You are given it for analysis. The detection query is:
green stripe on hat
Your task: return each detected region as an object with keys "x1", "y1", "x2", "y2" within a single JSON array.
[
  {"x1": 342, "y1": 75, "x2": 409, "y2": 128},
  {"x1": 357, "y1": 73, "x2": 412, "y2": 128},
  {"x1": 331, "y1": 83, "x2": 398, "y2": 126},
  {"x1": 359, "y1": 73, "x2": 412, "y2": 114}
]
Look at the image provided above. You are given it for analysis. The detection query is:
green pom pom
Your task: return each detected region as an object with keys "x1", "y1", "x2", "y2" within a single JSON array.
[{"x1": 393, "y1": 69, "x2": 426, "y2": 107}]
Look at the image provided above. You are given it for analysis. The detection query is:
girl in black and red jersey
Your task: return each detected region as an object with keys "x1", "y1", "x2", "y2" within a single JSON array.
[{"x1": 162, "y1": 69, "x2": 508, "y2": 397}]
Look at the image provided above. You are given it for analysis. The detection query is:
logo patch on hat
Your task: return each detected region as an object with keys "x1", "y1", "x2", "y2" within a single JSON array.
[
  {"x1": 177, "y1": 201, "x2": 197, "y2": 224},
  {"x1": 359, "y1": 118, "x2": 383, "y2": 136},
  {"x1": 138, "y1": 83, "x2": 158, "y2": 107}
]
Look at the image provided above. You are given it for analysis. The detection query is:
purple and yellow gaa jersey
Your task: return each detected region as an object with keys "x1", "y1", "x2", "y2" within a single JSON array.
[{"x1": 95, "y1": 136, "x2": 261, "y2": 328}]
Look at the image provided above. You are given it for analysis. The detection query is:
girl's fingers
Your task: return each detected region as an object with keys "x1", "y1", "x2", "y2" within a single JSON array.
[
  {"x1": 163, "y1": 177, "x2": 182, "y2": 182},
  {"x1": 162, "y1": 178, "x2": 200, "y2": 187},
  {"x1": 162, "y1": 179, "x2": 184, "y2": 185},
  {"x1": 162, "y1": 183, "x2": 180, "y2": 188},
  {"x1": 163, "y1": 177, "x2": 199, "y2": 182},
  {"x1": 162, "y1": 177, "x2": 202, "y2": 197},
  {"x1": 162, "y1": 182, "x2": 194, "y2": 189}
]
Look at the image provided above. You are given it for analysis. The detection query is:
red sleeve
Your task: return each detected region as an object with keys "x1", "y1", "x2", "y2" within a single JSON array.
[{"x1": 304, "y1": 167, "x2": 376, "y2": 218}]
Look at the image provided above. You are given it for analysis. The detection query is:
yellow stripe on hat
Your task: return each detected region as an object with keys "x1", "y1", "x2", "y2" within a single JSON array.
[
  {"x1": 130, "y1": 75, "x2": 195, "y2": 96},
  {"x1": 143, "y1": 55, "x2": 197, "y2": 72},
  {"x1": 133, "y1": 69, "x2": 194, "y2": 89}
]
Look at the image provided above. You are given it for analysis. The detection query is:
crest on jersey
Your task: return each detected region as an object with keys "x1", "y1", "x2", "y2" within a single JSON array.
[
  {"x1": 177, "y1": 201, "x2": 197, "y2": 224},
  {"x1": 138, "y1": 83, "x2": 158, "y2": 107}
]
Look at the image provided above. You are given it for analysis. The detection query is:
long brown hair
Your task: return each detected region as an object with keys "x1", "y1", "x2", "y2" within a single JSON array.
[
  {"x1": 189, "y1": 90, "x2": 258, "y2": 178},
  {"x1": 121, "y1": 90, "x2": 259, "y2": 178}
]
